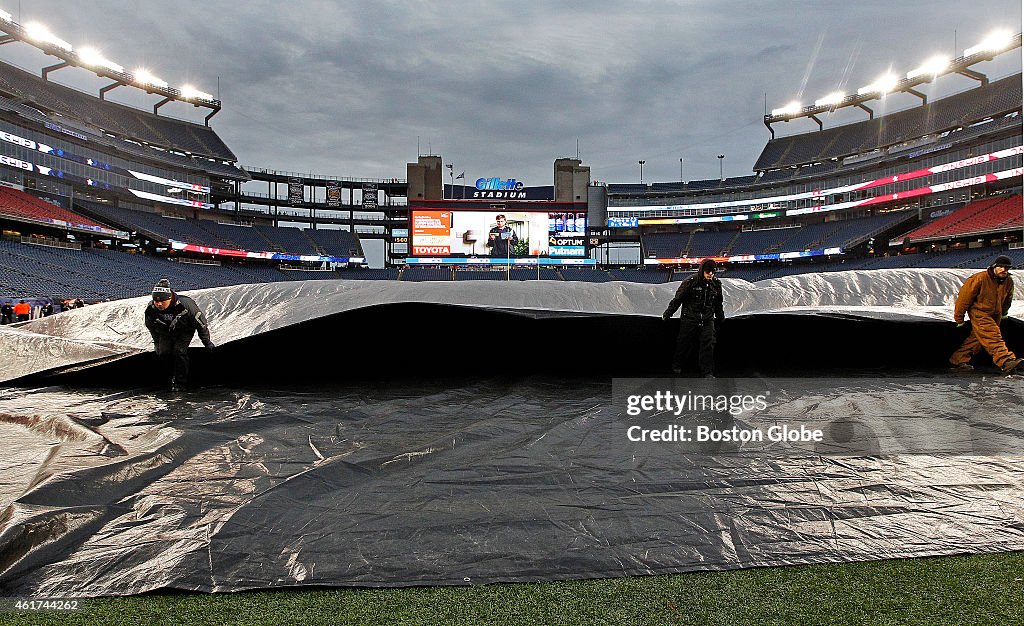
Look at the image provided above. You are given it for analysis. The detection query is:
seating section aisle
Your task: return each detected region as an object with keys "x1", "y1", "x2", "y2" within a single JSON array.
[{"x1": 306, "y1": 229, "x2": 363, "y2": 258}]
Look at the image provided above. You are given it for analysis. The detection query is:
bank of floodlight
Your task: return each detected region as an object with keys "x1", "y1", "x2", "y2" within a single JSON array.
[
  {"x1": 0, "y1": 9, "x2": 221, "y2": 117},
  {"x1": 764, "y1": 27, "x2": 1020, "y2": 136},
  {"x1": 906, "y1": 55, "x2": 950, "y2": 79},
  {"x1": 133, "y1": 68, "x2": 168, "y2": 89},
  {"x1": 964, "y1": 29, "x2": 1014, "y2": 56},
  {"x1": 77, "y1": 46, "x2": 124, "y2": 74},
  {"x1": 771, "y1": 100, "x2": 802, "y2": 116},
  {"x1": 814, "y1": 91, "x2": 845, "y2": 107},
  {"x1": 857, "y1": 72, "x2": 899, "y2": 96},
  {"x1": 24, "y1": 21, "x2": 72, "y2": 51},
  {"x1": 181, "y1": 85, "x2": 213, "y2": 101}
]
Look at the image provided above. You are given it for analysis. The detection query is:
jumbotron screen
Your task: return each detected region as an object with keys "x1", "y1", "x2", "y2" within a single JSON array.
[{"x1": 411, "y1": 209, "x2": 587, "y2": 258}]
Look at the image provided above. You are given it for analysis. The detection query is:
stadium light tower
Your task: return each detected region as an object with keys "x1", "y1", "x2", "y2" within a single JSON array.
[
  {"x1": 446, "y1": 163, "x2": 454, "y2": 199},
  {"x1": 0, "y1": 12, "x2": 223, "y2": 123},
  {"x1": 763, "y1": 30, "x2": 1021, "y2": 136},
  {"x1": 638, "y1": 160, "x2": 645, "y2": 184},
  {"x1": 718, "y1": 155, "x2": 725, "y2": 181}
]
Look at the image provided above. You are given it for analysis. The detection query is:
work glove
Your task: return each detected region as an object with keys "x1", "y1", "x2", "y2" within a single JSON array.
[{"x1": 661, "y1": 312, "x2": 670, "y2": 321}]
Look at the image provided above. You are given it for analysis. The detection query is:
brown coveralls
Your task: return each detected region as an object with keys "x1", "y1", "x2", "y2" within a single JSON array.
[{"x1": 949, "y1": 268, "x2": 1016, "y2": 368}]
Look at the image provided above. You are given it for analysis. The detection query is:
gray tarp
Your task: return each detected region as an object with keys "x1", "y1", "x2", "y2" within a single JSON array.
[
  {"x1": 3, "y1": 268, "x2": 1019, "y2": 383},
  {"x1": 1, "y1": 269, "x2": 1022, "y2": 597}
]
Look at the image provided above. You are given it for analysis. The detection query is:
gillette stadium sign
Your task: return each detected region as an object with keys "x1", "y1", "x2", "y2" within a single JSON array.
[{"x1": 473, "y1": 177, "x2": 526, "y2": 199}]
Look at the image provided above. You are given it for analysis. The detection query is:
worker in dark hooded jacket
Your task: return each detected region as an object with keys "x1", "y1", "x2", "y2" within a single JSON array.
[
  {"x1": 949, "y1": 255, "x2": 1020, "y2": 374},
  {"x1": 144, "y1": 278, "x2": 215, "y2": 390},
  {"x1": 662, "y1": 258, "x2": 725, "y2": 377}
]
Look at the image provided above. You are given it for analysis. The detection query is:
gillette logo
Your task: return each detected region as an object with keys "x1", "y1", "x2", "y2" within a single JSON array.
[{"x1": 475, "y1": 177, "x2": 525, "y2": 191}]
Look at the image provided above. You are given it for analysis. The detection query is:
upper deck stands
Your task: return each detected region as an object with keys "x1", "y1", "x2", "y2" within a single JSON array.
[{"x1": 0, "y1": 60, "x2": 235, "y2": 160}]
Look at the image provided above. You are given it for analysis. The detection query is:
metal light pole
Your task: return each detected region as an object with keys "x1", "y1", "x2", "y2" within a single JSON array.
[
  {"x1": 717, "y1": 154, "x2": 725, "y2": 181},
  {"x1": 679, "y1": 157, "x2": 684, "y2": 183},
  {"x1": 446, "y1": 163, "x2": 453, "y2": 199},
  {"x1": 638, "y1": 160, "x2": 646, "y2": 184}
]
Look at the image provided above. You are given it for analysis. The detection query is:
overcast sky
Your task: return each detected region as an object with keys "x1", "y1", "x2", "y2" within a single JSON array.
[{"x1": 1, "y1": 1, "x2": 1020, "y2": 187}]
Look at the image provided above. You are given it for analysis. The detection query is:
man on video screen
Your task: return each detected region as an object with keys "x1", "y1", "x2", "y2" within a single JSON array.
[{"x1": 486, "y1": 214, "x2": 519, "y2": 257}]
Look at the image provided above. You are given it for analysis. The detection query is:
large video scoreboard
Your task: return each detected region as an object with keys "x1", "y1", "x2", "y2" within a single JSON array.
[{"x1": 408, "y1": 201, "x2": 592, "y2": 265}]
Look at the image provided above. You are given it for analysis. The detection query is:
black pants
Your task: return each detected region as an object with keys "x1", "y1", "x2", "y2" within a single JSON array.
[
  {"x1": 155, "y1": 335, "x2": 192, "y2": 385},
  {"x1": 672, "y1": 319, "x2": 716, "y2": 376}
]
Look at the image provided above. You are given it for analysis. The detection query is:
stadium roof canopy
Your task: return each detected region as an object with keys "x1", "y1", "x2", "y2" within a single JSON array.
[
  {"x1": 0, "y1": 10, "x2": 221, "y2": 124},
  {"x1": 763, "y1": 30, "x2": 1021, "y2": 137}
]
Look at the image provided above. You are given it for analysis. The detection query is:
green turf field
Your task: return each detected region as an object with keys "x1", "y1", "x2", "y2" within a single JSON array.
[{"x1": 4, "y1": 552, "x2": 1023, "y2": 625}]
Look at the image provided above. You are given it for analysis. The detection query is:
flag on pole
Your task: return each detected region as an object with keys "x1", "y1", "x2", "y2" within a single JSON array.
[{"x1": 455, "y1": 171, "x2": 465, "y2": 179}]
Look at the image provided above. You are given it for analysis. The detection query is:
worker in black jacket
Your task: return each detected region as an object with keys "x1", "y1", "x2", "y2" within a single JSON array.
[
  {"x1": 144, "y1": 279, "x2": 215, "y2": 390},
  {"x1": 662, "y1": 258, "x2": 725, "y2": 377}
]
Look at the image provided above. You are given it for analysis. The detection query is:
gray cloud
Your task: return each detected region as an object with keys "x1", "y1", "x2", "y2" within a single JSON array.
[{"x1": 4, "y1": 0, "x2": 1021, "y2": 186}]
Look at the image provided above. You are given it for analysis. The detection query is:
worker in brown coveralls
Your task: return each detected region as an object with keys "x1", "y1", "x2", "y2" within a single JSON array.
[{"x1": 949, "y1": 255, "x2": 1020, "y2": 374}]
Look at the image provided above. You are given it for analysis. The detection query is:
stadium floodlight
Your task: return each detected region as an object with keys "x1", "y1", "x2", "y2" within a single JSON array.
[
  {"x1": 814, "y1": 91, "x2": 845, "y2": 107},
  {"x1": 23, "y1": 22, "x2": 73, "y2": 51},
  {"x1": 181, "y1": 85, "x2": 214, "y2": 101},
  {"x1": 771, "y1": 101, "x2": 803, "y2": 116},
  {"x1": 77, "y1": 46, "x2": 124, "y2": 74},
  {"x1": 906, "y1": 55, "x2": 951, "y2": 79},
  {"x1": 964, "y1": 29, "x2": 1014, "y2": 56},
  {"x1": 857, "y1": 72, "x2": 899, "y2": 95},
  {"x1": 133, "y1": 68, "x2": 168, "y2": 89}
]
